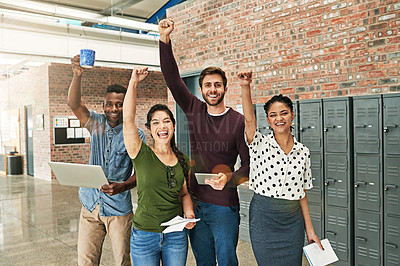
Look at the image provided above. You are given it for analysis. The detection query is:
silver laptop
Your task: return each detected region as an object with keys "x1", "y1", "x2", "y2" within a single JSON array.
[{"x1": 48, "y1": 162, "x2": 109, "y2": 188}]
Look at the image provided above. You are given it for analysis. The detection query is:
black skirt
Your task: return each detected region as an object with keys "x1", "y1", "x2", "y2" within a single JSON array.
[{"x1": 249, "y1": 193, "x2": 305, "y2": 266}]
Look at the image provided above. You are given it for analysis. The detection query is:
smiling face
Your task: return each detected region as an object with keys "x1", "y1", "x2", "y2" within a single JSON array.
[
  {"x1": 266, "y1": 101, "x2": 295, "y2": 134},
  {"x1": 199, "y1": 74, "x2": 227, "y2": 107},
  {"x1": 149, "y1": 110, "x2": 175, "y2": 144},
  {"x1": 103, "y1": 92, "x2": 125, "y2": 127}
]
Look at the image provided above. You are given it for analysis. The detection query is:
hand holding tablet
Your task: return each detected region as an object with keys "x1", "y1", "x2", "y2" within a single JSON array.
[{"x1": 195, "y1": 173, "x2": 219, "y2": 185}]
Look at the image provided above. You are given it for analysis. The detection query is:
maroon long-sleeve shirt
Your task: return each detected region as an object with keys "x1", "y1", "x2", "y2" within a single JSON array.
[{"x1": 160, "y1": 41, "x2": 250, "y2": 207}]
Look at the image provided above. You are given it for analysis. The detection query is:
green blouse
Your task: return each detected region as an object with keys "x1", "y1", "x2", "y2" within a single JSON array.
[{"x1": 132, "y1": 142, "x2": 189, "y2": 233}]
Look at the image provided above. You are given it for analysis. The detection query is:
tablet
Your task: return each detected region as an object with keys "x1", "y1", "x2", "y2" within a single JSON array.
[
  {"x1": 195, "y1": 173, "x2": 219, "y2": 185},
  {"x1": 48, "y1": 161, "x2": 109, "y2": 188}
]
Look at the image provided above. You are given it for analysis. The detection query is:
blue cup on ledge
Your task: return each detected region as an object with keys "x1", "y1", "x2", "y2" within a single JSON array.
[{"x1": 80, "y1": 49, "x2": 95, "y2": 68}]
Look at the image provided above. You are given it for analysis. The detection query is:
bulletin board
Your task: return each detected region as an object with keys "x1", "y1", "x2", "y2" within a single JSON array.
[{"x1": 53, "y1": 116, "x2": 89, "y2": 145}]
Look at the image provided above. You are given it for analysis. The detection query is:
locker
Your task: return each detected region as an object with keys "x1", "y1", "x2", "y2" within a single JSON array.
[
  {"x1": 326, "y1": 207, "x2": 350, "y2": 265},
  {"x1": 238, "y1": 184, "x2": 254, "y2": 242},
  {"x1": 354, "y1": 154, "x2": 381, "y2": 212},
  {"x1": 353, "y1": 97, "x2": 381, "y2": 154},
  {"x1": 325, "y1": 153, "x2": 349, "y2": 207},
  {"x1": 384, "y1": 157, "x2": 400, "y2": 216},
  {"x1": 292, "y1": 100, "x2": 300, "y2": 140},
  {"x1": 299, "y1": 100, "x2": 323, "y2": 152},
  {"x1": 324, "y1": 99, "x2": 349, "y2": 153},
  {"x1": 355, "y1": 211, "x2": 381, "y2": 266},
  {"x1": 385, "y1": 216, "x2": 400, "y2": 266},
  {"x1": 253, "y1": 103, "x2": 272, "y2": 136},
  {"x1": 308, "y1": 203, "x2": 323, "y2": 239},
  {"x1": 383, "y1": 95, "x2": 400, "y2": 156},
  {"x1": 307, "y1": 152, "x2": 323, "y2": 203}
]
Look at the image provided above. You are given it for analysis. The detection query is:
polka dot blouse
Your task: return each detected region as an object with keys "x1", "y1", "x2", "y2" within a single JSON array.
[{"x1": 245, "y1": 130, "x2": 313, "y2": 200}]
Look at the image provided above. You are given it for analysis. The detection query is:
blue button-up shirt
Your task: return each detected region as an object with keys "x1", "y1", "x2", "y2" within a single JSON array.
[{"x1": 79, "y1": 110, "x2": 146, "y2": 217}]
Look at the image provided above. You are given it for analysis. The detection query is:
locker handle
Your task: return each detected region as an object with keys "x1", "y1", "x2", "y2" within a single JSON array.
[
  {"x1": 384, "y1": 184, "x2": 398, "y2": 191},
  {"x1": 240, "y1": 213, "x2": 247, "y2": 218},
  {"x1": 386, "y1": 243, "x2": 398, "y2": 249},
  {"x1": 354, "y1": 182, "x2": 366, "y2": 188},
  {"x1": 326, "y1": 231, "x2": 336, "y2": 236},
  {"x1": 355, "y1": 124, "x2": 365, "y2": 128},
  {"x1": 356, "y1": 237, "x2": 367, "y2": 242},
  {"x1": 324, "y1": 179, "x2": 335, "y2": 186},
  {"x1": 324, "y1": 125, "x2": 335, "y2": 132},
  {"x1": 384, "y1": 125, "x2": 397, "y2": 133}
]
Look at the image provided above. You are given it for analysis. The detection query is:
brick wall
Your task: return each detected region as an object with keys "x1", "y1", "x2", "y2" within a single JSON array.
[
  {"x1": 167, "y1": 0, "x2": 400, "y2": 106},
  {"x1": 49, "y1": 63, "x2": 168, "y2": 178},
  {"x1": 1, "y1": 63, "x2": 167, "y2": 180}
]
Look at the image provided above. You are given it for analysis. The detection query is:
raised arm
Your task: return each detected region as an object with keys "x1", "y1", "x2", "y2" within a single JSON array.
[
  {"x1": 67, "y1": 55, "x2": 90, "y2": 124},
  {"x1": 158, "y1": 19, "x2": 196, "y2": 112},
  {"x1": 238, "y1": 70, "x2": 257, "y2": 144},
  {"x1": 123, "y1": 66, "x2": 148, "y2": 159}
]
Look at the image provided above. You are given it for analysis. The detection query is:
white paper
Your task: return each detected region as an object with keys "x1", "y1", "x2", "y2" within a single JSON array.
[
  {"x1": 303, "y1": 239, "x2": 339, "y2": 266},
  {"x1": 70, "y1": 119, "x2": 80, "y2": 127},
  {"x1": 66, "y1": 128, "x2": 75, "y2": 139},
  {"x1": 82, "y1": 128, "x2": 91, "y2": 138},
  {"x1": 75, "y1": 128, "x2": 83, "y2": 138},
  {"x1": 160, "y1": 215, "x2": 200, "y2": 233}
]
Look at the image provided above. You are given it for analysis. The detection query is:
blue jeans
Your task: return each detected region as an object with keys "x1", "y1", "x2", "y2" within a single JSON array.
[
  {"x1": 188, "y1": 201, "x2": 240, "y2": 266},
  {"x1": 130, "y1": 226, "x2": 188, "y2": 266}
]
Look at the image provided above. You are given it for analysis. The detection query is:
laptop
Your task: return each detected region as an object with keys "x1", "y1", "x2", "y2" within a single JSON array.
[{"x1": 48, "y1": 161, "x2": 109, "y2": 188}]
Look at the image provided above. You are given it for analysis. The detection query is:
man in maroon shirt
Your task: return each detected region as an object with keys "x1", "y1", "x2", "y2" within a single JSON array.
[{"x1": 159, "y1": 19, "x2": 250, "y2": 266}]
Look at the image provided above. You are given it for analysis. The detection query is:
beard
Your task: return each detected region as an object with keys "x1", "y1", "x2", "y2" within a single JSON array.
[{"x1": 202, "y1": 92, "x2": 225, "y2": 106}]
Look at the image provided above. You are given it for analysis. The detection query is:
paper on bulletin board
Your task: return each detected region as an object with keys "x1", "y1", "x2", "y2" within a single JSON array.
[
  {"x1": 66, "y1": 128, "x2": 75, "y2": 139},
  {"x1": 82, "y1": 128, "x2": 91, "y2": 138},
  {"x1": 75, "y1": 128, "x2": 83, "y2": 138},
  {"x1": 70, "y1": 119, "x2": 80, "y2": 128},
  {"x1": 55, "y1": 117, "x2": 68, "y2": 128}
]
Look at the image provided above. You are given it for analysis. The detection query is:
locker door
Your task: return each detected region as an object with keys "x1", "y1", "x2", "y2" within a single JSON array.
[
  {"x1": 324, "y1": 100, "x2": 348, "y2": 153},
  {"x1": 309, "y1": 203, "x2": 323, "y2": 239},
  {"x1": 292, "y1": 101, "x2": 300, "y2": 140},
  {"x1": 254, "y1": 103, "x2": 271, "y2": 136},
  {"x1": 307, "y1": 152, "x2": 323, "y2": 203},
  {"x1": 354, "y1": 154, "x2": 381, "y2": 212},
  {"x1": 325, "y1": 154, "x2": 348, "y2": 207},
  {"x1": 355, "y1": 211, "x2": 381, "y2": 266},
  {"x1": 385, "y1": 216, "x2": 400, "y2": 266},
  {"x1": 383, "y1": 96, "x2": 400, "y2": 155},
  {"x1": 384, "y1": 157, "x2": 400, "y2": 216},
  {"x1": 326, "y1": 207, "x2": 349, "y2": 264},
  {"x1": 238, "y1": 186, "x2": 254, "y2": 242},
  {"x1": 299, "y1": 101, "x2": 322, "y2": 152},
  {"x1": 353, "y1": 98, "x2": 380, "y2": 154}
]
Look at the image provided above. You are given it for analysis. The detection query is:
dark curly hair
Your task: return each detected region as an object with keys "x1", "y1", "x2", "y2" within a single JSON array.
[{"x1": 263, "y1": 94, "x2": 293, "y2": 116}]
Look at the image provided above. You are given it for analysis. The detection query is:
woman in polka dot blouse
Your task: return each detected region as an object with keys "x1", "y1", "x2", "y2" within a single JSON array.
[{"x1": 239, "y1": 70, "x2": 323, "y2": 266}]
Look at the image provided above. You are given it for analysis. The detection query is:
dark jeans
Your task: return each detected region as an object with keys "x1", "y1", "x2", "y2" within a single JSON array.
[{"x1": 188, "y1": 201, "x2": 240, "y2": 266}]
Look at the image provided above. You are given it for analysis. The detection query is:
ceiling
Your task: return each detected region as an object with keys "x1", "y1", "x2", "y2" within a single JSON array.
[{"x1": 0, "y1": 0, "x2": 184, "y2": 79}]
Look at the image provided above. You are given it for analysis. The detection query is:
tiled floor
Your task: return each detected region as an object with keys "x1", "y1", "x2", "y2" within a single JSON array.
[{"x1": 0, "y1": 173, "x2": 310, "y2": 265}]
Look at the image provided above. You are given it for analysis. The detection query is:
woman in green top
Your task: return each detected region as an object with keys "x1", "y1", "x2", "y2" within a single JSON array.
[{"x1": 123, "y1": 66, "x2": 196, "y2": 266}]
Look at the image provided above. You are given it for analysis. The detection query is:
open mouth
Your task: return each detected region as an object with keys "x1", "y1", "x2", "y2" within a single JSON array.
[
  {"x1": 275, "y1": 122, "x2": 285, "y2": 126},
  {"x1": 208, "y1": 94, "x2": 218, "y2": 99},
  {"x1": 157, "y1": 130, "x2": 169, "y2": 139}
]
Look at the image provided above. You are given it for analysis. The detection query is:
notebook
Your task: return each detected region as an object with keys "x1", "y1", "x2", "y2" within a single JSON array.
[
  {"x1": 48, "y1": 161, "x2": 109, "y2": 188},
  {"x1": 303, "y1": 238, "x2": 339, "y2": 266}
]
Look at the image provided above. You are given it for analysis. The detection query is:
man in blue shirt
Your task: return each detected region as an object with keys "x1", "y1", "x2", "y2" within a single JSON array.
[{"x1": 68, "y1": 55, "x2": 146, "y2": 266}]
